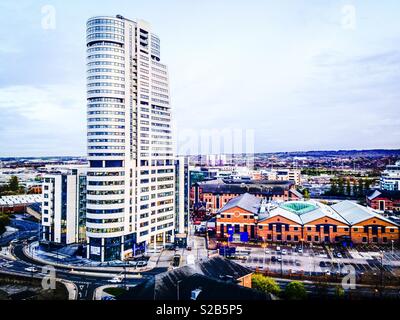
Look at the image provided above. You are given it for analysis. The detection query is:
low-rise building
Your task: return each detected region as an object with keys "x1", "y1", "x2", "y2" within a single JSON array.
[
  {"x1": 192, "y1": 179, "x2": 302, "y2": 214},
  {"x1": 367, "y1": 190, "x2": 400, "y2": 212},
  {"x1": 216, "y1": 193, "x2": 399, "y2": 245}
]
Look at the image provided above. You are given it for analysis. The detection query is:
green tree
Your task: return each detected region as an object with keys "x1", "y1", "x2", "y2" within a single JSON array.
[
  {"x1": 346, "y1": 179, "x2": 351, "y2": 196},
  {"x1": 364, "y1": 179, "x2": 372, "y2": 192},
  {"x1": 357, "y1": 179, "x2": 364, "y2": 197},
  {"x1": 284, "y1": 281, "x2": 307, "y2": 300},
  {"x1": 337, "y1": 177, "x2": 345, "y2": 195},
  {"x1": 329, "y1": 179, "x2": 338, "y2": 195},
  {"x1": 251, "y1": 274, "x2": 281, "y2": 295},
  {"x1": 8, "y1": 176, "x2": 19, "y2": 192},
  {"x1": 0, "y1": 214, "x2": 10, "y2": 235},
  {"x1": 302, "y1": 188, "x2": 310, "y2": 200},
  {"x1": 334, "y1": 286, "x2": 345, "y2": 299}
]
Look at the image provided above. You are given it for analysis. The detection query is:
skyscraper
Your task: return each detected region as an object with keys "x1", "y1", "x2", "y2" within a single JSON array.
[{"x1": 86, "y1": 15, "x2": 175, "y2": 261}]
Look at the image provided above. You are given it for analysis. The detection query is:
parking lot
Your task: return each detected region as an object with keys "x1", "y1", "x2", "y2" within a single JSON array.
[{"x1": 232, "y1": 243, "x2": 400, "y2": 277}]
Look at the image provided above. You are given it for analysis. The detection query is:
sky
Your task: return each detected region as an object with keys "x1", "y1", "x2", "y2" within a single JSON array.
[{"x1": 0, "y1": 0, "x2": 399, "y2": 156}]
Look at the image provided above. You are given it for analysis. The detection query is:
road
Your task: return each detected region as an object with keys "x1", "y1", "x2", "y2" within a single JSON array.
[
  {"x1": 0, "y1": 215, "x2": 39, "y2": 246},
  {"x1": 0, "y1": 244, "x2": 169, "y2": 300}
]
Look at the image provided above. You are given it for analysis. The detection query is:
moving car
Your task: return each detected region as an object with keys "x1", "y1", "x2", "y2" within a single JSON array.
[
  {"x1": 108, "y1": 277, "x2": 123, "y2": 283},
  {"x1": 336, "y1": 252, "x2": 342, "y2": 258},
  {"x1": 24, "y1": 266, "x2": 38, "y2": 273},
  {"x1": 137, "y1": 260, "x2": 147, "y2": 267}
]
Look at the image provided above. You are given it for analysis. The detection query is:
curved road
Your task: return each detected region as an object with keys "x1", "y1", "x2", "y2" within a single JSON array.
[{"x1": 1, "y1": 244, "x2": 167, "y2": 300}]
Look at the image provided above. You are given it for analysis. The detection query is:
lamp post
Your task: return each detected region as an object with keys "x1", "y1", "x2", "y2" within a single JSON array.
[
  {"x1": 378, "y1": 250, "x2": 384, "y2": 299},
  {"x1": 177, "y1": 279, "x2": 182, "y2": 301}
]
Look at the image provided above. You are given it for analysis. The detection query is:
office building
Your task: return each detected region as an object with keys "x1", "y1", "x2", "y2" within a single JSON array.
[
  {"x1": 380, "y1": 160, "x2": 400, "y2": 191},
  {"x1": 85, "y1": 15, "x2": 175, "y2": 261},
  {"x1": 41, "y1": 168, "x2": 87, "y2": 244}
]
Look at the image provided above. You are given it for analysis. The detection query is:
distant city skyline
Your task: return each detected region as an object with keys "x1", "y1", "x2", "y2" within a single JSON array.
[{"x1": 1, "y1": 0, "x2": 400, "y2": 156}]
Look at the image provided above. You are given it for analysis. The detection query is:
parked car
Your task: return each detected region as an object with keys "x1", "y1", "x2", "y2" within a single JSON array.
[
  {"x1": 281, "y1": 249, "x2": 287, "y2": 255},
  {"x1": 319, "y1": 261, "x2": 326, "y2": 268},
  {"x1": 265, "y1": 249, "x2": 270, "y2": 254},
  {"x1": 297, "y1": 248, "x2": 303, "y2": 254},
  {"x1": 295, "y1": 260, "x2": 301, "y2": 266},
  {"x1": 277, "y1": 257, "x2": 282, "y2": 262},
  {"x1": 186, "y1": 246, "x2": 192, "y2": 251},
  {"x1": 271, "y1": 256, "x2": 277, "y2": 262},
  {"x1": 276, "y1": 246, "x2": 281, "y2": 252},
  {"x1": 336, "y1": 252, "x2": 342, "y2": 258}
]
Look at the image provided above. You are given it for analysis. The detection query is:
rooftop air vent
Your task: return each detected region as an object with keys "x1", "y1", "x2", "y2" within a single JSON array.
[{"x1": 191, "y1": 288, "x2": 202, "y2": 300}]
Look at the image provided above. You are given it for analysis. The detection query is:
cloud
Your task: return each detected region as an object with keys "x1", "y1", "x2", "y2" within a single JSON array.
[{"x1": 0, "y1": 85, "x2": 86, "y2": 156}]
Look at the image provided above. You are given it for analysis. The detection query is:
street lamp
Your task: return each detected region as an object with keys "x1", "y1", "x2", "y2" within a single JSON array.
[{"x1": 177, "y1": 279, "x2": 182, "y2": 301}]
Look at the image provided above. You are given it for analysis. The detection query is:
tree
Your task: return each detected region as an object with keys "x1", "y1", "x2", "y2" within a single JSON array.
[
  {"x1": 284, "y1": 281, "x2": 307, "y2": 300},
  {"x1": 251, "y1": 274, "x2": 281, "y2": 295},
  {"x1": 346, "y1": 179, "x2": 352, "y2": 196},
  {"x1": 357, "y1": 179, "x2": 364, "y2": 197},
  {"x1": 334, "y1": 286, "x2": 345, "y2": 299},
  {"x1": 8, "y1": 176, "x2": 19, "y2": 192},
  {"x1": 337, "y1": 177, "x2": 345, "y2": 195},
  {"x1": 302, "y1": 188, "x2": 310, "y2": 200},
  {"x1": 329, "y1": 179, "x2": 338, "y2": 195},
  {"x1": 0, "y1": 214, "x2": 10, "y2": 235}
]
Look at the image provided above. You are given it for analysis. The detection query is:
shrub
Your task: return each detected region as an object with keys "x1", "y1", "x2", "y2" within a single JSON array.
[
  {"x1": 251, "y1": 274, "x2": 281, "y2": 295},
  {"x1": 284, "y1": 281, "x2": 307, "y2": 300}
]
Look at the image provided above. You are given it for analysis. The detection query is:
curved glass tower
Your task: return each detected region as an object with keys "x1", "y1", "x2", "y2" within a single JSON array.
[{"x1": 86, "y1": 15, "x2": 175, "y2": 261}]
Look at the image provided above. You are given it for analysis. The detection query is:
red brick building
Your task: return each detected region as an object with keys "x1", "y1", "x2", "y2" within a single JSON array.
[
  {"x1": 216, "y1": 193, "x2": 399, "y2": 245},
  {"x1": 366, "y1": 190, "x2": 400, "y2": 212},
  {"x1": 192, "y1": 179, "x2": 302, "y2": 214}
]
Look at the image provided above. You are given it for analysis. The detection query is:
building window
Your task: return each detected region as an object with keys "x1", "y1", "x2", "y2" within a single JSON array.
[
  {"x1": 287, "y1": 235, "x2": 291, "y2": 241},
  {"x1": 307, "y1": 235, "x2": 312, "y2": 241},
  {"x1": 294, "y1": 235, "x2": 299, "y2": 241},
  {"x1": 362, "y1": 237, "x2": 367, "y2": 243}
]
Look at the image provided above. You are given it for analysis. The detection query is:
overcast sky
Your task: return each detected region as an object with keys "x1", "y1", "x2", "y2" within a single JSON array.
[{"x1": 0, "y1": 0, "x2": 399, "y2": 157}]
